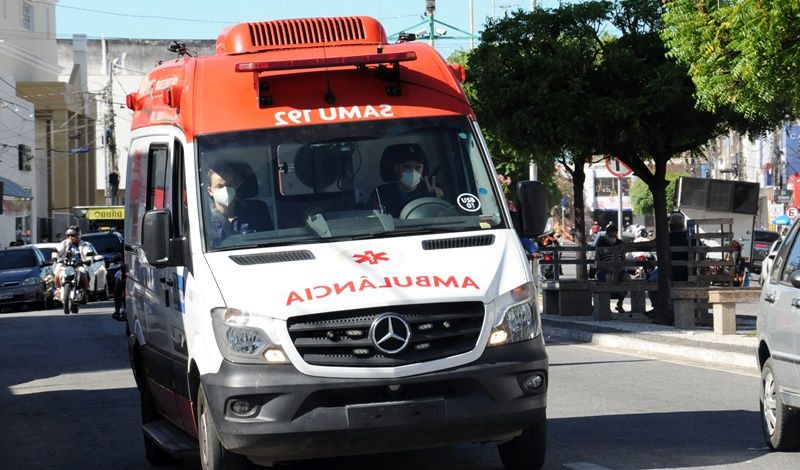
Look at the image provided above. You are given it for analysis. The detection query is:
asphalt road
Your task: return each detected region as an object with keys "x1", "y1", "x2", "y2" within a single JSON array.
[{"x1": 0, "y1": 302, "x2": 795, "y2": 469}]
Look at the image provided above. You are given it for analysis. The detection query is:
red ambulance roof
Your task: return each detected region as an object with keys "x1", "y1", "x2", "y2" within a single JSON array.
[{"x1": 127, "y1": 16, "x2": 472, "y2": 140}]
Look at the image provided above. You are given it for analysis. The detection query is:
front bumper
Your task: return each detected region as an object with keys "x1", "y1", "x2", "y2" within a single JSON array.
[
  {"x1": 0, "y1": 285, "x2": 43, "y2": 306},
  {"x1": 201, "y1": 336, "x2": 548, "y2": 462}
]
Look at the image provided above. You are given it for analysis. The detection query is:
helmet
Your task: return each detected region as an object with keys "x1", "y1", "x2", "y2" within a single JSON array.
[
  {"x1": 65, "y1": 225, "x2": 80, "y2": 237},
  {"x1": 639, "y1": 228, "x2": 648, "y2": 238},
  {"x1": 605, "y1": 222, "x2": 618, "y2": 233}
]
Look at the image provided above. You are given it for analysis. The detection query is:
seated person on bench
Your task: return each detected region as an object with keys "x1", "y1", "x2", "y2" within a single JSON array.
[{"x1": 369, "y1": 143, "x2": 443, "y2": 218}]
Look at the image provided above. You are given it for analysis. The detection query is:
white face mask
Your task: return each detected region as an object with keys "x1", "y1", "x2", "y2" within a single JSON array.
[
  {"x1": 213, "y1": 186, "x2": 236, "y2": 207},
  {"x1": 400, "y1": 169, "x2": 422, "y2": 190}
]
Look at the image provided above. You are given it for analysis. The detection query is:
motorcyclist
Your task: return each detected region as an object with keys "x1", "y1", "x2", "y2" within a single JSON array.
[{"x1": 53, "y1": 226, "x2": 92, "y2": 303}]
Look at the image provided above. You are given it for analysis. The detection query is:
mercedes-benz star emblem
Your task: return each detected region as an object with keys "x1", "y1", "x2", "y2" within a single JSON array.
[{"x1": 369, "y1": 313, "x2": 412, "y2": 355}]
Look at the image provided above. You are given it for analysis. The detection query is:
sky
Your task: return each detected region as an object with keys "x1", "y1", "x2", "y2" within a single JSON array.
[{"x1": 54, "y1": 0, "x2": 565, "y2": 59}]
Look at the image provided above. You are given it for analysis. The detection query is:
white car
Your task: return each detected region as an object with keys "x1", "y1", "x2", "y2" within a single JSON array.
[
  {"x1": 34, "y1": 242, "x2": 108, "y2": 301},
  {"x1": 760, "y1": 239, "x2": 783, "y2": 286}
]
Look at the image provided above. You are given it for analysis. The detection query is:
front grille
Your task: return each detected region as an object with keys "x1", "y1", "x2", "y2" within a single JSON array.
[
  {"x1": 422, "y1": 235, "x2": 495, "y2": 250},
  {"x1": 2, "y1": 281, "x2": 20, "y2": 288},
  {"x1": 287, "y1": 302, "x2": 485, "y2": 367}
]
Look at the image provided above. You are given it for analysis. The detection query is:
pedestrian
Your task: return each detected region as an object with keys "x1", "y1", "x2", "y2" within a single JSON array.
[
  {"x1": 595, "y1": 223, "x2": 628, "y2": 313},
  {"x1": 112, "y1": 264, "x2": 127, "y2": 321}
]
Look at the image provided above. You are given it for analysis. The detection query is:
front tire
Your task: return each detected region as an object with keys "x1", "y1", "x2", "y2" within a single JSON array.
[
  {"x1": 198, "y1": 384, "x2": 250, "y2": 470},
  {"x1": 62, "y1": 284, "x2": 72, "y2": 315},
  {"x1": 761, "y1": 358, "x2": 800, "y2": 451},
  {"x1": 498, "y1": 417, "x2": 547, "y2": 470}
]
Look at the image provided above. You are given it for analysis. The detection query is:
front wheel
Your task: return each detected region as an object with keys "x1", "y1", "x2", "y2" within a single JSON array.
[
  {"x1": 62, "y1": 284, "x2": 72, "y2": 315},
  {"x1": 198, "y1": 384, "x2": 250, "y2": 470},
  {"x1": 498, "y1": 418, "x2": 547, "y2": 470},
  {"x1": 761, "y1": 358, "x2": 800, "y2": 451}
]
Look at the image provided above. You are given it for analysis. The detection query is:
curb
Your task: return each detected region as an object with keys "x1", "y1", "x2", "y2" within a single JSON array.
[{"x1": 543, "y1": 325, "x2": 758, "y2": 372}]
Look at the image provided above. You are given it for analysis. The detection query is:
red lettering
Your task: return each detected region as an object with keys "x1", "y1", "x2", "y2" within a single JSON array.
[
  {"x1": 334, "y1": 281, "x2": 356, "y2": 295},
  {"x1": 379, "y1": 277, "x2": 392, "y2": 288},
  {"x1": 433, "y1": 275, "x2": 458, "y2": 288},
  {"x1": 358, "y1": 277, "x2": 377, "y2": 291},
  {"x1": 416, "y1": 276, "x2": 431, "y2": 287},
  {"x1": 462, "y1": 276, "x2": 479, "y2": 289},
  {"x1": 286, "y1": 291, "x2": 304, "y2": 306},
  {"x1": 313, "y1": 285, "x2": 332, "y2": 298},
  {"x1": 393, "y1": 276, "x2": 412, "y2": 287}
]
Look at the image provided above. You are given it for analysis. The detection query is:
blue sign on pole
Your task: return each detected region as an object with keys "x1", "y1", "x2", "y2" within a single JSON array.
[{"x1": 69, "y1": 147, "x2": 90, "y2": 154}]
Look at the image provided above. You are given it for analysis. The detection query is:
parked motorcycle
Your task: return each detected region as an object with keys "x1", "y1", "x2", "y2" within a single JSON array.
[{"x1": 60, "y1": 258, "x2": 89, "y2": 314}]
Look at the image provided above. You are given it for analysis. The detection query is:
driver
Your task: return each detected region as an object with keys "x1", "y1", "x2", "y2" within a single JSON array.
[
  {"x1": 207, "y1": 163, "x2": 269, "y2": 247},
  {"x1": 53, "y1": 226, "x2": 92, "y2": 303},
  {"x1": 369, "y1": 149, "x2": 444, "y2": 218}
]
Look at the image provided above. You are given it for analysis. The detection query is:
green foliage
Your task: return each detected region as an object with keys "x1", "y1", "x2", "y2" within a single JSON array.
[
  {"x1": 662, "y1": 0, "x2": 800, "y2": 124},
  {"x1": 630, "y1": 172, "x2": 684, "y2": 215}
]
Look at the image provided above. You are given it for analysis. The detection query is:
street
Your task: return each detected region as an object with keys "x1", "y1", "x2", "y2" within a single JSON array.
[{"x1": 0, "y1": 302, "x2": 795, "y2": 469}]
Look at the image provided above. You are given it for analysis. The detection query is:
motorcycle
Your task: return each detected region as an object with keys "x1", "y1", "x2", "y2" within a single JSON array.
[{"x1": 60, "y1": 258, "x2": 89, "y2": 315}]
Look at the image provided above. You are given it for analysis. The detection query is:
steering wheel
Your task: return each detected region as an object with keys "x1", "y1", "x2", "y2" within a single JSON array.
[{"x1": 399, "y1": 197, "x2": 459, "y2": 219}]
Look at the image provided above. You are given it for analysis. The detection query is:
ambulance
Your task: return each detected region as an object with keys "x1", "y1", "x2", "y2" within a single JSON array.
[{"x1": 124, "y1": 16, "x2": 549, "y2": 469}]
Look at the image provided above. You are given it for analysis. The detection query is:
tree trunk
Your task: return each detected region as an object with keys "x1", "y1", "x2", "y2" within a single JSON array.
[
  {"x1": 650, "y1": 158, "x2": 674, "y2": 323},
  {"x1": 572, "y1": 164, "x2": 588, "y2": 280}
]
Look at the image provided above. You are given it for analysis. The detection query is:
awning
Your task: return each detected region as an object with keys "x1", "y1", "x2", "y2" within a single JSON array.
[{"x1": 0, "y1": 176, "x2": 33, "y2": 199}]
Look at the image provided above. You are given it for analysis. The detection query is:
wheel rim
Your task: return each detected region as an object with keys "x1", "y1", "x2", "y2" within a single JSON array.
[
  {"x1": 199, "y1": 407, "x2": 210, "y2": 467},
  {"x1": 763, "y1": 371, "x2": 778, "y2": 435}
]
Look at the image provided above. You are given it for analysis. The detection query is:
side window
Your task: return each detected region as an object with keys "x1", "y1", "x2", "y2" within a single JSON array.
[
  {"x1": 777, "y1": 222, "x2": 800, "y2": 282},
  {"x1": 147, "y1": 145, "x2": 169, "y2": 210},
  {"x1": 125, "y1": 143, "x2": 148, "y2": 245},
  {"x1": 172, "y1": 140, "x2": 188, "y2": 237}
]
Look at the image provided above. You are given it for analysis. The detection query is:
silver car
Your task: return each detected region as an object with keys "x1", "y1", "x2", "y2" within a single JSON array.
[{"x1": 758, "y1": 220, "x2": 800, "y2": 450}]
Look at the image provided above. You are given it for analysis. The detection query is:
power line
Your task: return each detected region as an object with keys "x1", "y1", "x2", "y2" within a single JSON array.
[{"x1": 38, "y1": 0, "x2": 239, "y2": 25}]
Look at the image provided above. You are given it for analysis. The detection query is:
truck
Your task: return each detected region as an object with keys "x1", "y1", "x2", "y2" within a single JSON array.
[
  {"x1": 123, "y1": 16, "x2": 549, "y2": 469},
  {"x1": 676, "y1": 176, "x2": 759, "y2": 265}
]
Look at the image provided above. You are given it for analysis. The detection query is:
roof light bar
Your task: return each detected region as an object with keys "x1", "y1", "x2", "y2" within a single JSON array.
[{"x1": 235, "y1": 51, "x2": 417, "y2": 73}]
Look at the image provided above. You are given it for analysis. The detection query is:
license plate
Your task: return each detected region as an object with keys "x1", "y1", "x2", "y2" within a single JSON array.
[
  {"x1": 0, "y1": 293, "x2": 13, "y2": 300},
  {"x1": 346, "y1": 398, "x2": 445, "y2": 428}
]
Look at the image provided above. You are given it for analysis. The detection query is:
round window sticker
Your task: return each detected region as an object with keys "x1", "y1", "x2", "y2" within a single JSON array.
[{"x1": 457, "y1": 193, "x2": 482, "y2": 212}]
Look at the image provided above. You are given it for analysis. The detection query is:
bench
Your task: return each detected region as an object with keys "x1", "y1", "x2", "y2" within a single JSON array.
[
  {"x1": 540, "y1": 280, "x2": 592, "y2": 316},
  {"x1": 591, "y1": 282, "x2": 658, "y2": 320},
  {"x1": 707, "y1": 287, "x2": 762, "y2": 335},
  {"x1": 671, "y1": 286, "x2": 709, "y2": 329}
]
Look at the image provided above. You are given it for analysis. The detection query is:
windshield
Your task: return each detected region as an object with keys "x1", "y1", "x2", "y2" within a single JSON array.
[
  {"x1": 197, "y1": 116, "x2": 507, "y2": 251},
  {"x1": 0, "y1": 249, "x2": 38, "y2": 269},
  {"x1": 82, "y1": 234, "x2": 123, "y2": 255}
]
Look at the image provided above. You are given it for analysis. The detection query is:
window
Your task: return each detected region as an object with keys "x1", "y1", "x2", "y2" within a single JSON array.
[
  {"x1": 172, "y1": 140, "x2": 188, "y2": 237},
  {"x1": 22, "y1": 2, "x2": 33, "y2": 32},
  {"x1": 18, "y1": 144, "x2": 31, "y2": 171},
  {"x1": 146, "y1": 145, "x2": 169, "y2": 210},
  {"x1": 776, "y1": 222, "x2": 800, "y2": 282}
]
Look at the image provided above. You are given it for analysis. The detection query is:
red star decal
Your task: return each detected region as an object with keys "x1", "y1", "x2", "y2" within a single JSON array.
[{"x1": 353, "y1": 250, "x2": 389, "y2": 265}]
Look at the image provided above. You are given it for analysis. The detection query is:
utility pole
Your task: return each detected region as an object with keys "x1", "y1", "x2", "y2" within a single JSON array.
[
  {"x1": 426, "y1": 0, "x2": 436, "y2": 47},
  {"x1": 104, "y1": 56, "x2": 119, "y2": 205},
  {"x1": 469, "y1": 0, "x2": 474, "y2": 49}
]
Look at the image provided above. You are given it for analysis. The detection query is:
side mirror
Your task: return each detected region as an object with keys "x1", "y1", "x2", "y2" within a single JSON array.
[
  {"x1": 516, "y1": 180, "x2": 549, "y2": 237},
  {"x1": 791, "y1": 270, "x2": 800, "y2": 289},
  {"x1": 93, "y1": 255, "x2": 104, "y2": 262},
  {"x1": 142, "y1": 210, "x2": 172, "y2": 267}
]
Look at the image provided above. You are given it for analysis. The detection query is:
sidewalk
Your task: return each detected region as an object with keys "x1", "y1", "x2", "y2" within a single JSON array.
[{"x1": 542, "y1": 313, "x2": 759, "y2": 372}]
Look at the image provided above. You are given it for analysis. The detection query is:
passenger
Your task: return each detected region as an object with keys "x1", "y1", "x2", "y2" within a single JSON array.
[
  {"x1": 369, "y1": 146, "x2": 443, "y2": 218},
  {"x1": 206, "y1": 163, "x2": 269, "y2": 247},
  {"x1": 595, "y1": 223, "x2": 628, "y2": 313}
]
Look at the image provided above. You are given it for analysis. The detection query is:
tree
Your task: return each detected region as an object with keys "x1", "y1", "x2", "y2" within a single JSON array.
[
  {"x1": 468, "y1": 1, "x2": 614, "y2": 279},
  {"x1": 662, "y1": 0, "x2": 800, "y2": 123},
  {"x1": 630, "y1": 173, "x2": 684, "y2": 216},
  {"x1": 468, "y1": 0, "x2": 744, "y2": 323}
]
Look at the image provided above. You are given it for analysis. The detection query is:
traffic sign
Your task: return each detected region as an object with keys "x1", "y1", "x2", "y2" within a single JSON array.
[
  {"x1": 769, "y1": 203, "x2": 785, "y2": 217},
  {"x1": 606, "y1": 157, "x2": 632, "y2": 177},
  {"x1": 788, "y1": 206, "x2": 799, "y2": 220}
]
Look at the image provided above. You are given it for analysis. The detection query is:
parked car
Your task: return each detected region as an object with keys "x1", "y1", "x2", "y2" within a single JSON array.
[
  {"x1": 80, "y1": 231, "x2": 123, "y2": 293},
  {"x1": 34, "y1": 241, "x2": 108, "y2": 301},
  {"x1": 751, "y1": 230, "x2": 781, "y2": 274},
  {"x1": 759, "y1": 239, "x2": 783, "y2": 286},
  {"x1": 0, "y1": 246, "x2": 53, "y2": 310},
  {"x1": 758, "y1": 220, "x2": 800, "y2": 450}
]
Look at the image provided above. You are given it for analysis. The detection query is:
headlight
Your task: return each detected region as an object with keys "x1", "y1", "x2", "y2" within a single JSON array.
[
  {"x1": 488, "y1": 282, "x2": 541, "y2": 346},
  {"x1": 210, "y1": 307, "x2": 289, "y2": 364},
  {"x1": 22, "y1": 277, "x2": 40, "y2": 286}
]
